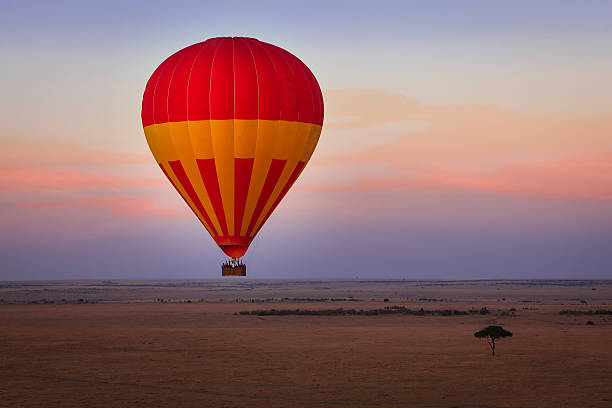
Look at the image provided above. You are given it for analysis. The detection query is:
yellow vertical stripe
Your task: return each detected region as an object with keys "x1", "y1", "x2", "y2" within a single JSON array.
[
  {"x1": 168, "y1": 121, "x2": 223, "y2": 234},
  {"x1": 249, "y1": 121, "x2": 314, "y2": 235},
  {"x1": 210, "y1": 120, "x2": 235, "y2": 235},
  {"x1": 239, "y1": 120, "x2": 279, "y2": 236},
  {"x1": 145, "y1": 119, "x2": 322, "y2": 239},
  {"x1": 187, "y1": 120, "x2": 215, "y2": 159},
  {"x1": 234, "y1": 119, "x2": 258, "y2": 158},
  {"x1": 144, "y1": 124, "x2": 215, "y2": 236},
  {"x1": 301, "y1": 123, "x2": 322, "y2": 162}
]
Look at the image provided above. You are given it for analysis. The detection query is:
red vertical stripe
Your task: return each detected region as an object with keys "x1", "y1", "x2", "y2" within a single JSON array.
[
  {"x1": 277, "y1": 46, "x2": 315, "y2": 125},
  {"x1": 261, "y1": 43, "x2": 298, "y2": 122},
  {"x1": 141, "y1": 58, "x2": 170, "y2": 126},
  {"x1": 209, "y1": 38, "x2": 234, "y2": 120},
  {"x1": 187, "y1": 39, "x2": 219, "y2": 121},
  {"x1": 245, "y1": 159, "x2": 286, "y2": 237},
  {"x1": 196, "y1": 158, "x2": 228, "y2": 236},
  {"x1": 234, "y1": 39, "x2": 259, "y2": 119},
  {"x1": 234, "y1": 158, "x2": 254, "y2": 236},
  {"x1": 298, "y1": 55, "x2": 324, "y2": 126},
  {"x1": 166, "y1": 161, "x2": 218, "y2": 236},
  {"x1": 253, "y1": 161, "x2": 306, "y2": 237},
  {"x1": 167, "y1": 43, "x2": 201, "y2": 122},
  {"x1": 152, "y1": 51, "x2": 185, "y2": 125},
  {"x1": 245, "y1": 38, "x2": 281, "y2": 121},
  {"x1": 308, "y1": 67, "x2": 325, "y2": 126}
]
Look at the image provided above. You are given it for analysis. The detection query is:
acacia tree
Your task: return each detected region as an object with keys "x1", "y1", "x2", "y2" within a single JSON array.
[{"x1": 474, "y1": 325, "x2": 513, "y2": 356}]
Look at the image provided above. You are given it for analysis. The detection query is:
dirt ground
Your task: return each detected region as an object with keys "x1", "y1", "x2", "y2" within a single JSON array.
[{"x1": 1, "y1": 280, "x2": 611, "y2": 408}]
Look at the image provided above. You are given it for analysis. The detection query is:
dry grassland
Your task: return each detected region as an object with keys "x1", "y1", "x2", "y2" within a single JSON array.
[{"x1": 1, "y1": 280, "x2": 611, "y2": 407}]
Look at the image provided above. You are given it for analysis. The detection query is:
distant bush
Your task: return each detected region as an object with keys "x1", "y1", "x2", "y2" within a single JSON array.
[
  {"x1": 586, "y1": 321, "x2": 595, "y2": 325},
  {"x1": 232, "y1": 297, "x2": 362, "y2": 303},
  {"x1": 238, "y1": 306, "x2": 472, "y2": 317},
  {"x1": 559, "y1": 310, "x2": 612, "y2": 316}
]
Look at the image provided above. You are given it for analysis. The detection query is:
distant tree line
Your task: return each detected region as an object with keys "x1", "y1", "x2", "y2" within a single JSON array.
[
  {"x1": 238, "y1": 306, "x2": 490, "y2": 316},
  {"x1": 231, "y1": 297, "x2": 363, "y2": 303},
  {"x1": 559, "y1": 309, "x2": 612, "y2": 315}
]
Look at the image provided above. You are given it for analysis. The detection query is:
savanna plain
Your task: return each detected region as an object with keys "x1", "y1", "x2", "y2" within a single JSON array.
[{"x1": 1, "y1": 279, "x2": 611, "y2": 408}]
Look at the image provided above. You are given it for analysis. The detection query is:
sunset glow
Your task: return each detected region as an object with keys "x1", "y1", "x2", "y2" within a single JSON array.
[{"x1": 2, "y1": 0, "x2": 611, "y2": 279}]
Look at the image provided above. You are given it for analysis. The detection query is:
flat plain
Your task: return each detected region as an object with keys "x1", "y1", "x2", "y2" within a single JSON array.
[{"x1": 1, "y1": 279, "x2": 611, "y2": 408}]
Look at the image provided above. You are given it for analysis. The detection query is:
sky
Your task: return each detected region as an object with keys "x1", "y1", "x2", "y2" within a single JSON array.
[{"x1": 1, "y1": 0, "x2": 611, "y2": 280}]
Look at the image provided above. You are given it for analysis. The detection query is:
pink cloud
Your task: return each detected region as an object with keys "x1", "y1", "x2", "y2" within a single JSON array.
[
  {"x1": 0, "y1": 167, "x2": 163, "y2": 190},
  {"x1": 421, "y1": 152, "x2": 612, "y2": 200},
  {"x1": 0, "y1": 138, "x2": 150, "y2": 167},
  {"x1": 302, "y1": 151, "x2": 612, "y2": 200},
  {"x1": 0, "y1": 138, "x2": 187, "y2": 224},
  {"x1": 19, "y1": 197, "x2": 188, "y2": 217}
]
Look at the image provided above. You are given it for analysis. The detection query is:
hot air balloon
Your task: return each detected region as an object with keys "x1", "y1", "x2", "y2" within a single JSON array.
[{"x1": 141, "y1": 37, "x2": 324, "y2": 276}]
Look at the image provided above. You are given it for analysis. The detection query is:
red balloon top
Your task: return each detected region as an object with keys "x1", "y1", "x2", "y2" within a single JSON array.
[{"x1": 142, "y1": 37, "x2": 324, "y2": 127}]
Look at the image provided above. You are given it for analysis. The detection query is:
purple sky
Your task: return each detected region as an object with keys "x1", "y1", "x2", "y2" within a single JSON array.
[{"x1": 1, "y1": 0, "x2": 611, "y2": 279}]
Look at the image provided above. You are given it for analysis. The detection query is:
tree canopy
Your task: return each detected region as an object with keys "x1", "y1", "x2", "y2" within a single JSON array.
[
  {"x1": 474, "y1": 325, "x2": 513, "y2": 356},
  {"x1": 474, "y1": 325, "x2": 513, "y2": 340}
]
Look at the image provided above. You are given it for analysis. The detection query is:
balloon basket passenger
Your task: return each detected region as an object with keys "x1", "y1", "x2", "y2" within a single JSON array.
[{"x1": 222, "y1": 258, "x2": 246, "y2": 276}]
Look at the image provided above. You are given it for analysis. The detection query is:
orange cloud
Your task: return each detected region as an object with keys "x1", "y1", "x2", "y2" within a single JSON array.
[
  {"x1": 19, "y1": 197, "x2": 188, "y2": 217},
  {"x1": 311, "y1": 90, "x2": 612, "y2": 201},
  {"x1": 0, "y1": 138, "x2": 150, "y2": 167},
  {"x1": 323, "y1": 90, "x2": 423, "y2": 130},
  {"x1": 321, "y1": 90, "x2": 612, "y2": 167},
  {"x1": 302, "y1": 151, "x2": 612, "y2": 201},
  {"x1": 0, "y1": 167, "x2": 163, "y2": 190}
]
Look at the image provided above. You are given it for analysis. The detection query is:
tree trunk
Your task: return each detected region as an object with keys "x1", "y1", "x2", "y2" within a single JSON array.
[{"x1": 488, "y1": 338, "x2": 496, "y2": 356}]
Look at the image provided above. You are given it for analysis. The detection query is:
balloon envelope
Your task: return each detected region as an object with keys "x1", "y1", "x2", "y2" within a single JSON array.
[{"x1": 141, "y1": 37, "x2": 324, "y2": 258}]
